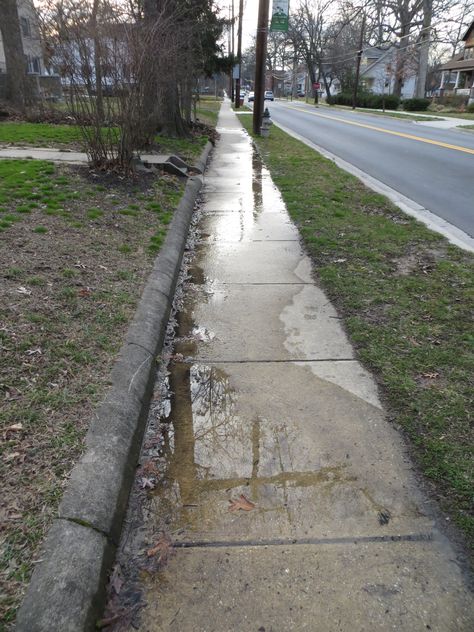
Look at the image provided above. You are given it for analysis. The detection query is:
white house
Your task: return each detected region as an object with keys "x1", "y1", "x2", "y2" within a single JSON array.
[
  {"x1": 0, "y1": 0, "x2": 61, "y2": 100},
  {"x1": 0, "y1": 0, "x2": 46, "y2": 75},
  {"x1": 360, "y1": 46, "x2": 416, "y2": 99}
]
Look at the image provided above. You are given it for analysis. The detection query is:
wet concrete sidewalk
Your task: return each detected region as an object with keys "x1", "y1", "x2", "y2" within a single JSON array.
[{"x1": 132, "y1": 100, "x2": 473, "y2": 631}]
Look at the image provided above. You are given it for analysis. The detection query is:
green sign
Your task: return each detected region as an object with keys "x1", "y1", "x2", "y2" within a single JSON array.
[{"x1": 270, "y1": 0, "x2": 289, "y2": 32}]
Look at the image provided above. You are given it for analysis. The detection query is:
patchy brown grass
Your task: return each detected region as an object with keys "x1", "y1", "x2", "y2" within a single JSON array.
[{"x1": 0, "y1": 159, "x2": 184, "y2": 625}]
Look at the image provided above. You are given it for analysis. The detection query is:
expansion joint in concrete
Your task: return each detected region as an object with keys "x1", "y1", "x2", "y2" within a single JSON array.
[
  {"x1": 207, "y1": 358, "x2": 356, "y2": 364},
  {"x1": 174, "y1": 533, "x2": 435, "y2": 550}
]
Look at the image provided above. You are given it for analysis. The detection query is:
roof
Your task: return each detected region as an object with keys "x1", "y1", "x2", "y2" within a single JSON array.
[
  {"x1": 439, "y1": 58, "x2": 474, "y2": 72},
  {"x1": 461, "y1": 20, "x2": 474, "y2": 42}
]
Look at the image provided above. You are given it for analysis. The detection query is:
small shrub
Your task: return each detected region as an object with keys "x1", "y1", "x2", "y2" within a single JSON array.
[
  {"x1": 33, "y1": 226, "x2": 48, "y2": 234},
  {"x1": 402, "y1": 98, "x2": 431, "y2": 111}
]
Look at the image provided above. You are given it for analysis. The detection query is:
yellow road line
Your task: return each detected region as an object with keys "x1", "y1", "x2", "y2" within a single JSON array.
[{"x1": 283, "y1": 105, "x2": 474, "y2": 156}]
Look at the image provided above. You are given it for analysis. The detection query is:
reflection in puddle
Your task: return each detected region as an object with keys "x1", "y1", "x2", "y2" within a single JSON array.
[
  {"x1": 201, "y1": 145, "x2": 289, "y2": 243},
  {"x1": 148, "y1": 361, "x2": 362, "y2": 541}
]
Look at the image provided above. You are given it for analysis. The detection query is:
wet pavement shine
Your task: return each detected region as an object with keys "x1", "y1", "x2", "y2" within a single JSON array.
[{"x1": 118, "y1": 101, "x2": 473, "y2": 631}]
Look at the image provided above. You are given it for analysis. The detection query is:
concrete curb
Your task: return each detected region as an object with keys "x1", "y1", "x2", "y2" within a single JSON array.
[
  {"x1": 15, "y1": 147, "x2": 209, "y2": 630},
  {"x1": 194, "y1": 140, "x2": 214, "y2": 174}
]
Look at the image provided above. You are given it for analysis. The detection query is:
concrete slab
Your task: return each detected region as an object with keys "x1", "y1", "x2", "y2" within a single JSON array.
[
  {"x1": 144, "y1": 360, "x2": 430, "y2": 543},
  {"x1": 199, "y1": 211, "x2": 300, "y2": 242},
  {"x1": 140, "y1": 541, "x2": 473, "y2": 632},
  {"x1": 192, "y1": 241, "x2": 313, "y2": 284},
  {"x1": 0, "y1": 147, "x2": 88, "y2": 163},
  {"x1": 175, "y1": 283, "x2": 355, "y2": 361}
]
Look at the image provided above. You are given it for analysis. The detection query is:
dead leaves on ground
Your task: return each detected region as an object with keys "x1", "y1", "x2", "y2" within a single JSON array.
[
  {"x1": 146, "y1": 533, "x2": 174, "y2": 565},
  {"x1": 228, "y1": 494, "x2": 256, "y2": 513}
]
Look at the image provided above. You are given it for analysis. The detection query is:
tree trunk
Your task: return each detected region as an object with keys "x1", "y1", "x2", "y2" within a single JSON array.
[
  {"x1": 143, "y1": 0, "x2": 187, "y2": 138},
  {"x1": 416, "y1": 0, "x2": 432, "y2": 98},
  {"x1": 91, "y1": 0, "x2": 105, "y2": 122},
  {"x1": 393, "y1": 24, "x2": 409, "y2": 98},
  {"x1": 0, "y1": 0, "x2": 31, "y2": 110}
]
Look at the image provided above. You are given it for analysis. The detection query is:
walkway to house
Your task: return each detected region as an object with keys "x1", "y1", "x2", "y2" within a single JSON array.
[{"x1": 127, "y1": 100, "x2": 473, "y2": 631}]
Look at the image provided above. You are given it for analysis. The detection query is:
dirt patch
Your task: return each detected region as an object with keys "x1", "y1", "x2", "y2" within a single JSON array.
[
  {"x1": 392, "y1": 245, "x2": 448, "y2": 276},
  {"x1": 0, "y1": 159, "x2": 184, "y2": 626}
]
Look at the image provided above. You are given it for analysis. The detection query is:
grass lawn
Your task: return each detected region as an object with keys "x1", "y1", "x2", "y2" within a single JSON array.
[
  {"x1": 238, "y1": 114, "x2": 474, "y2": 557},
  {"x1": 0, "y1": 122, "x2": 84, "y2": 146},
  {"x1": 0, "y1": 158, "x2": 187, "y2": 625},
  {"x1": 0, "y1": 117, "x2": 218, "y2": 164},
  {"x1": 318, "y1": 103, "x2": 442, "y2": 121},
  {"x1": 154, "y1": 133, "x2": 209, "y2": 163},
  {"x1": 195, "y1": 97, "x2": 222, "y2": 127},
  {"x1": 458, "y1": 124, "x2": 474, "y2": 131},
  {"x1": 354, "y1": 109, "x2": 442, "y2": 122},
  {"x1": 425, "y1": 111, "x2": 474, "y2": 121}
]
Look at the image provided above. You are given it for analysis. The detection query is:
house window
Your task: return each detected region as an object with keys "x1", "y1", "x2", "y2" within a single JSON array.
[
  {"x1": 28, "y1": 56, "x2": 41, "y2": 74},
  {"x1": 464, "y1": 47, "x2": 474, "y2": 60},
  {"x1": 20, "y1": 17, "x2": 31, "y2": 37}
]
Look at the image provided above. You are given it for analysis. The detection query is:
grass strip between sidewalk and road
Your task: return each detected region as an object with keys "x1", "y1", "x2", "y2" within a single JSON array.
[{"x1": 238, "y1": 114, "x2": 474, "y2": 556}]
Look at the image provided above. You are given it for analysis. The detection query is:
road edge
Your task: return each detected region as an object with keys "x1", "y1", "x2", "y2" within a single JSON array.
[
  {"x1": 15, "y1": 146, "x2": 211, "y2": 631},
  {"x1": 272, "y1": 120, "x2": 474, "y2": 254}
]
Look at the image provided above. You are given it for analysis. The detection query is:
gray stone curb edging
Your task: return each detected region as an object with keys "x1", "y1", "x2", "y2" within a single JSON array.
[
  {"x1": 15, "y1": 151, "x2": 209, "y2": 630},
  {"x1": 194, "y1": 140, "x2": 214, "y2": 174}
]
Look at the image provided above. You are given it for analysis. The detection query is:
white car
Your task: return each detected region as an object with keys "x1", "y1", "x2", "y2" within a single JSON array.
[
  {"x1": 248, "y1": 91, "x2": 255, "y2": 102},
  {"x1": 264, "y1": 90, "x2": 274, "y2": 101}
]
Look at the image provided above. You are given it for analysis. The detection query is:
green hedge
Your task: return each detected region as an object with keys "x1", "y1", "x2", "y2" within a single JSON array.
[
  {"x1": 332, "y1": 92, "x2": 400, "y2": 110},
  {"x1": 402, "y1": 98, "x2": 431, "y2": 111}
]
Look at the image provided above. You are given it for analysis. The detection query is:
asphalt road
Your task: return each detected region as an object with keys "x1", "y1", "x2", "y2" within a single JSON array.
[{"x1": 266, "y1": 101, "x2": 474, "y2": 237}]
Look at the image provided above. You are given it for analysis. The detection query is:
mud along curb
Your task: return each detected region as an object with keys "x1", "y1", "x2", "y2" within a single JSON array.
[{"x1": 16, "y1": 143, "x2": 212, "y2": 631}]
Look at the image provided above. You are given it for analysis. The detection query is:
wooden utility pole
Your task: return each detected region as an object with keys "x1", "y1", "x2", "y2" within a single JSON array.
[
  {"x1": 234, "y1": 0, "x2": 244, "y2": 108},
  {"x1": 352, "y1": 13, "x2": 366, "y2": 110},
  {"x1": 253, "y1": 0, "x2": 270, "y2": 135},
  {"x1": 231, "y1": 0, "x2": 235, "y2": 103}
]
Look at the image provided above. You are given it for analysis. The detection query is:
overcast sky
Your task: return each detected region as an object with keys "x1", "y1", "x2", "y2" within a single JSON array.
[{"x1": 217, "y1": 0, "x2": 260, "y2": 53}]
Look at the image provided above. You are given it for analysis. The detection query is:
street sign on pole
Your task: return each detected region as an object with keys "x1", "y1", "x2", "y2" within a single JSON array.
[
  {"x1": 312, "y1": 82, "x2": 321, "y2": 90},
  {"x1": 270, "y1": 0, "x2": 289, "y2": 32}
]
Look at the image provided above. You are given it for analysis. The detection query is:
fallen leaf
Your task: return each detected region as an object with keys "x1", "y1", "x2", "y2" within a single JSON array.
[
  {"x1": 4, "y1": 452, "x2": 21, "y2": 462},
  {"x1": 228, "y1": 494, "x2": 256, "y2": 513},
  {"x1": 421, "y1": 372, "x2": 439, "y2": 379},
  {"x1": 110, "y1": 564, "x2": 123, "y2": 595},
  {"x1": 140, "y1": 477, "x2": 156, "y2": 490},
  {"x1": 78, "y1": 287, "x2": 92, "y2": 297},
  {"x1": 141, "y1": 461, "x2": 160, "y2": 477},
  {"x1": 147, "y1": 534, "x2": 173, "y2": 563},
  {"x1": 97, "y1": 613, "x2": 122, "y2": 629},
  {"x1": 7, "y1": 424, "x2": 23, "y2": 432},
  {"x1": 16, "y1": 286, "x2": 31, "y2": 295},
  {"x1": 26, "y1": 348, "x2": 42, "y2": 356}
]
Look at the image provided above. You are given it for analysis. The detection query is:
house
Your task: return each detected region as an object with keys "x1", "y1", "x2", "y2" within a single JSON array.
[
  {"x1": 439, "y1": 21, "x2": 474, "y2": 105},
  {"x1": 0, "y1": 0, "x2": 61, "y2": 100},
  {"x1": 360, "y1": 46, "x2": 416, "y2": 99}
]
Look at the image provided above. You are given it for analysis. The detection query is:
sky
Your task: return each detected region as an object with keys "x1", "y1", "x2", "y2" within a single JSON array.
[{"x1": 217, "y1": 0, "x2": 260, "y2": 53}]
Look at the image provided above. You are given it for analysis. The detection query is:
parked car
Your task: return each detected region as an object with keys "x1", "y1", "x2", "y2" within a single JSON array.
[
  {"x1": 248, "y1": 91, "x2": 255, "y2": 102},
  {"x1": 297, "y1": 90, "x2": 305, "y2": 97},
  {"x1": 264, "y1": 90, "x2": 274, "y2": 101}
]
